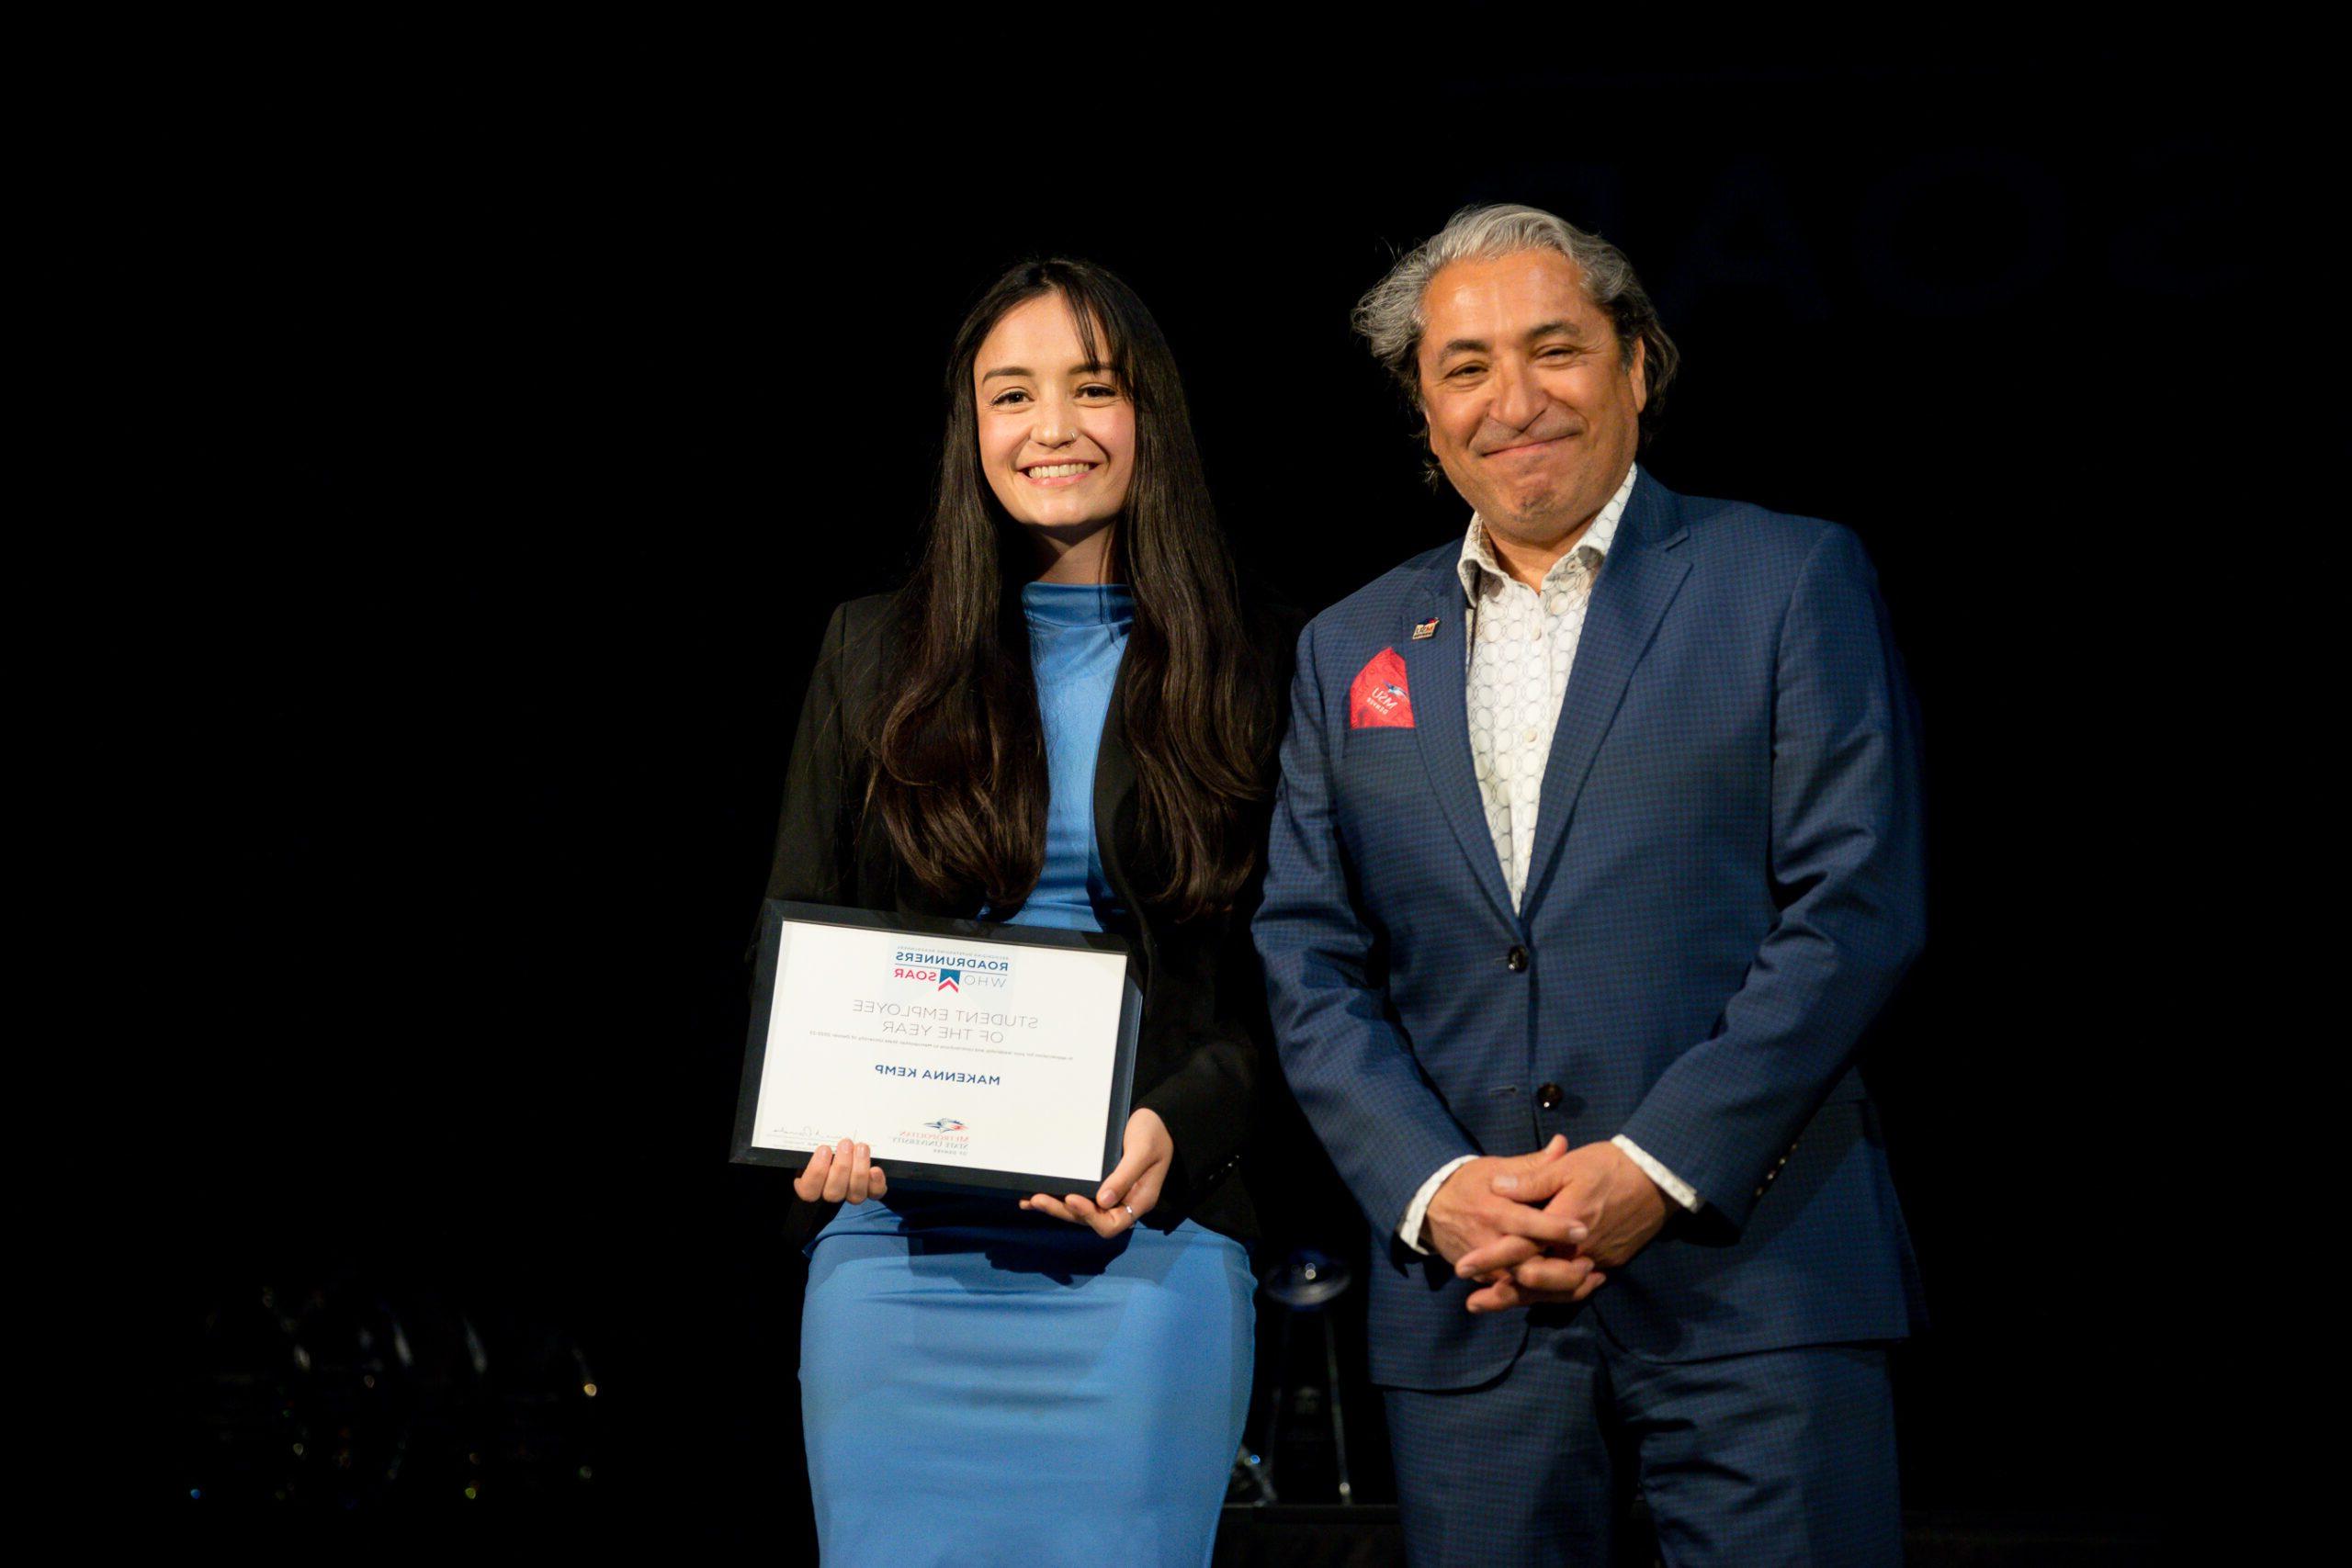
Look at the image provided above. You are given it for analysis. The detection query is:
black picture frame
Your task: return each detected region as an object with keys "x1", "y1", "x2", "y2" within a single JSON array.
[{"x1": 730, "y1": 898, "x2": 1142, "y2": 1196}]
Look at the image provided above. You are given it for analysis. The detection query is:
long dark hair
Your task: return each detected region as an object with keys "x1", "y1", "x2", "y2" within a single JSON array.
[{"x1": 866, "y1": 258, "x2": 1274, "y2": 922}]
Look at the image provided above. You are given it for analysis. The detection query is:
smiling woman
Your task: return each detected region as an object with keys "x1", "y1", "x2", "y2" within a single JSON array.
[
  {"x1": 758, "y1": 258, "x2": 1290, "y2": 1566},
  {"x1": 973, "y1": 294, "x2": 1136, "y2": 561}
]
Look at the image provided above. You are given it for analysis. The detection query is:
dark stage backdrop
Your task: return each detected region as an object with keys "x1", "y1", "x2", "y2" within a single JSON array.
[{"x1": 136, "y1": 51, "x2": 2234, "y2": 1548}]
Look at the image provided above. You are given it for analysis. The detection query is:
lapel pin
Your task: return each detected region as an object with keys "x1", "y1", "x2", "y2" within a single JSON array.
[{"x1": 1411, "y1": 615, "x2": 1440, "y2": 640}]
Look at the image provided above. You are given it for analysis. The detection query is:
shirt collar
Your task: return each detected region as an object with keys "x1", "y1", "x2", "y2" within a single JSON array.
[{"x1": 1457, "y1": 462, "x2": 1640, "y2": 604}]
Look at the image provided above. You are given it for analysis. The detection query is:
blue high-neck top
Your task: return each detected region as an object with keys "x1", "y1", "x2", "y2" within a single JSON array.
[{"x1": 1003, "y1": 581, "x2": 1133, "y2": 932}]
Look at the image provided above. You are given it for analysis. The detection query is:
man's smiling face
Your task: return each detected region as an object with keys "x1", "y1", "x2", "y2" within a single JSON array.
[{"x1": 1416, "y1": 248, "x2": 1646, "y2": 561}]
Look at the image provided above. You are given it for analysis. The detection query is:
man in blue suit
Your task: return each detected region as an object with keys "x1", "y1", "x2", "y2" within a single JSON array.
[{"x1": 1255, "y1": 203, "x2": 1927, "y2": 1565}]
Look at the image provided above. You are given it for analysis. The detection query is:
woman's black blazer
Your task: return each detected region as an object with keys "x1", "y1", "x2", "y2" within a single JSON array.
[{"x1": 760, "y1": 592, "x2": 1290, "y2": 1248}]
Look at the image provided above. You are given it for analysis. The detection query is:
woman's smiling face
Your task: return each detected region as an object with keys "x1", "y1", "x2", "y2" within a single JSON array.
[{"x1": 972, "y1": 291, "x2": 1136, "y2": 538}]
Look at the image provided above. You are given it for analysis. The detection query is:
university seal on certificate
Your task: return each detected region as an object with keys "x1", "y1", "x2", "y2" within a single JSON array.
[{"x1": 730, "y1": 900, "x2": 1141, "y2": 1194}]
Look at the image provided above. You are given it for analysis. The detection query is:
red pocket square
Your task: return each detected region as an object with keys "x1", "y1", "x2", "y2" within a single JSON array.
[{"x1": 1349, "y1": 648, "x2": 1415, "y2": 728}]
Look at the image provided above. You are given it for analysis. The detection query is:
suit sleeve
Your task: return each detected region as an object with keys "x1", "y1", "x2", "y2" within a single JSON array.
[
  {"x1": 1254, "y1": 618, "x2": 1482, "y2": 1236},
  {"x1": 1615, "y1": 526, "x2": 1926, "y2": 1232}
]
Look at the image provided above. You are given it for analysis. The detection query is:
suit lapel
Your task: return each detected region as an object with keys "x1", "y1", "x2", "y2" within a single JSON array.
[
  {"x1": 1399, "y1": 562, "x2": 1519, "y2": 931},
  {"x1": 1521, "y1": 474, "x2": 1690, "y2": 915}
]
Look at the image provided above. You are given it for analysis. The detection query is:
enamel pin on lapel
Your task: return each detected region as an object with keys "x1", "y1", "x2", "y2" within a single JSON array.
[{"x1": 1411, "y1": 615, "x2": 1439, "y2": 640}]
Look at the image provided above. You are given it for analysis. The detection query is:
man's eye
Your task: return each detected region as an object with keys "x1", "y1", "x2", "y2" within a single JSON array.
[{"x1": 1448, "y1": 364, "x2": 1485, "y2": 378}]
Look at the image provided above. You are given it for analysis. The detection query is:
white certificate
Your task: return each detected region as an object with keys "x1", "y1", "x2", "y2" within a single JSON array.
[{"x1": 730, "y1": 900, "x2": 1140, "y2": 1193}]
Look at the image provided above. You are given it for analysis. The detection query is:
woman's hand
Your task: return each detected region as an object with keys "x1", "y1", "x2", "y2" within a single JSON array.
[
  {"x1": 795, "y1": 1138, "x2": 888, "y2": 1204},
  {"x1": 1021, "y1": 1108, "x2": 1172, "y2": 1238}
]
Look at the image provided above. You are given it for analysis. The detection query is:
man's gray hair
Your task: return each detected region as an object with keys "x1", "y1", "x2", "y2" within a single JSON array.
[{"x1": 1352, "y1": 202, "x2": 1679, "y2": 429}]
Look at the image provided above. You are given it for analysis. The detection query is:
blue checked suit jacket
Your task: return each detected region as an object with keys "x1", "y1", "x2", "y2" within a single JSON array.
[{"x1": 1254, "y1": 469, "x2": 1928, "y2": 1389}]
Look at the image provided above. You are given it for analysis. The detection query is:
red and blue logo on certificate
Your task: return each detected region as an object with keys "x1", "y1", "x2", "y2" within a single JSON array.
[{"x1": 891, "y1": 947, "x2": 1012, "y2": 991}]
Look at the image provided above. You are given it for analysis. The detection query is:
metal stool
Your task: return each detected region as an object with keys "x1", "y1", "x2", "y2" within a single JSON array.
[{"x1": 1233, "y1": 1247, "x2": 1356, "y2": 1506}]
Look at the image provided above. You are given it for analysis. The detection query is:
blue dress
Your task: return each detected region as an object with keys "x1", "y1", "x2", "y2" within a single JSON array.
[{"x1": 799, "y1": 581, "x2": 1256, "y2": 1567}]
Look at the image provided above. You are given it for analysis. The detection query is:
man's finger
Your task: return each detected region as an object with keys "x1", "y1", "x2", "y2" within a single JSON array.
[
  {"x1": 1509, "y1": 1255, "x2": 1594, "y2": 1293},
  {"x1": 845, "y1": 1143, "x2": 874, "y2": 1202},
  {"x1": 1468, "y1": 1261, "x2": 1598, "y2": 1313},
  {"x1": 1465, "y1": 1276, "x2": 1523, "y2": 1314},
  {"x1": 1454, "y1": 1235, "x2": 1543, "y2": 1279},
  {"x1": 1488, "y1": 1134, "x2": 1566, "y2": 1170},
  {"x1": 1490, "y1": 1201, "x2": 1589, "y2": 1248},
  {"x1": 1491, "y1": 1159, "x2": 1575, "y2": 1201},
  {"x1": 867, "y1": 1166, "x2": 888, "y2": 1198},
  {"x1": 1471, "y1": 1280, "x2": 1589, "y2": 1313}
]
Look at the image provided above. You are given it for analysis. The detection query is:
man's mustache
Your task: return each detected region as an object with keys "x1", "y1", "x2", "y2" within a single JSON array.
[{"x1": 1472, "y1": 414, "x2": 1580, "y2": 456}]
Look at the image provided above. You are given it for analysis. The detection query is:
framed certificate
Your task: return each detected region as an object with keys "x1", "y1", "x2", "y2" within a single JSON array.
[{"x1": 731, "y1": 899, "x2": 1142, "y2": 1195}]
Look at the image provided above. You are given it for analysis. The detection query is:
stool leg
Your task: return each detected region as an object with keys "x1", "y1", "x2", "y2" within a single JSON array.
[
  {"x1": 1322, "y1": 1310, "x2": 1352, "y2": 1504},
  {"x1": 1257, "y1": 1304, "x2": 1295, "y2": 1503}
]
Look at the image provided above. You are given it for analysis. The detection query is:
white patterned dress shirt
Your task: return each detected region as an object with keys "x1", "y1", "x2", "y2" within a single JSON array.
[{"x1": 1399, "y1": 465, "x2": 1701, "y2": 1256}]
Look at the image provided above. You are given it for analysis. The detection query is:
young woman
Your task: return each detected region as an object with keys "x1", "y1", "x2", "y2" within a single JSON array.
[{"x1": 759, "y1": 258, "x2": 1285, "y2": 1564}]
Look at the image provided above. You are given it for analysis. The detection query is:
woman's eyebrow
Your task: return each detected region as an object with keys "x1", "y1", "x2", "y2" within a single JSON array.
[{"x1": 979, "y1": 361, "x2": 1109, "y2": 381}]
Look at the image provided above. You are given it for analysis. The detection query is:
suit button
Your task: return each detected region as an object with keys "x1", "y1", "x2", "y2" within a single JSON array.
[
  {"x1": 1505, "y1": 946, "x2": 1529, "y2": 972},
  {"x1": 1536, "y1": 1082, "x2": 1564, "y2": 1110}
]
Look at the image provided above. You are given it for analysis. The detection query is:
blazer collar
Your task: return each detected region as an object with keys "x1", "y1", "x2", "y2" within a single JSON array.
[
  {"x1": 1517, "y1": 468, "x2": 1690, "y2": 914},
  {"x1": 1398, "y1": 468, "x2": 1690, "y2": 930},
  {"x1": 1398, "y1": 554, "x2": 1519, "y2": 931}
]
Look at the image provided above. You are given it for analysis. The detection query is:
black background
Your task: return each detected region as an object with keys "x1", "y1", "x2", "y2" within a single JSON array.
[{"x1": 130, "y1": 43, "x2": 2244, "y2": 1548}]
